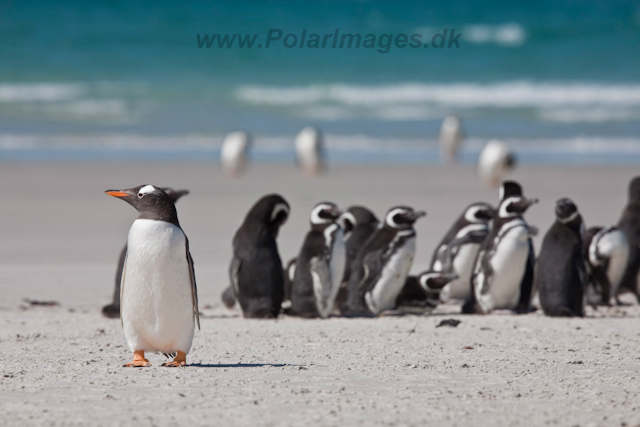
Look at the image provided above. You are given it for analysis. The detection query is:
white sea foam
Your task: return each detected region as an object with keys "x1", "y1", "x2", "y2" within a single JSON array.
[
  {"x1": 237, "y1": 81, "x2": 640, "y2": 123},
  {"x1": 0, "y1": 83, "x2": 84, "y2": 103},
  {"x1": 463, "y1": 23, "x2": 527, "y2": 46}
]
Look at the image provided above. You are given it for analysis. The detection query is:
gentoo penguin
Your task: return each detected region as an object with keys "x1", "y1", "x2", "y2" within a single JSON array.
[
  {"x1": 617, "y1": 176, "x2": 640, "y2": 302},
  {"x1": 395, "y1": 271, "x2": 458, "y2": 312},
  {"x1": 583, "y1": 226, "x2": 629, "y2": 305},
  {"x1": 229, "y1": 194, "x2": 290, "y2": 318},
  {"x1": 289, "y1": 202, "x2": 345, "y2": 318},
  {"x1": 536, "y1": 198, "x2": 586, "y2": 317},
  {"x1": 334, "y1": 206, "x2": 380, "y2": 312},
  {"x1": 430, "y1": 202, "x2": 495, "y2": 303},
  {"x1": 478, "y1": 140, "x2": 517, "y2": 188},
  {"x1": 463, "y1": 181, "x2": 538, "y2": 315},
  {"x1": 221, "y1": 131, "x2": 251, "y2": 177},
  {"x1": 439, "y1": 115, "x2": 463, "y2": 163},
  {"x1": 105, "y1": 185, "x2": 199, "y2": 367},
  {"x1": 344, "y1": 206, "x2": 426, "y2": 316},
  {"x1": 102, "y1": 187, "x2": 190, "y2": 319},
  {"x1": 295, "y1": 126, "x2": 325, "y2": 175}
]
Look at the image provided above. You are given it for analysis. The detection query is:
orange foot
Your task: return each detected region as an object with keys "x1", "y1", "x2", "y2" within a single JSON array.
[
  {"x1": 124, "y1": 350, "x2": 151, "y2": 367},
  {"x1": 162, "y1": 351, "x2": 186, "y2": 367}
]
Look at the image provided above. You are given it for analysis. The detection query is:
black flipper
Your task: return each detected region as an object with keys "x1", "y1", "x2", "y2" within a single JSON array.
[{"x1": 514, "y1": 239, "x2": 536, "y2": 314}]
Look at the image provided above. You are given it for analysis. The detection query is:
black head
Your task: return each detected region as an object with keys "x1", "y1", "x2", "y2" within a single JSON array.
[
  {"x1": 499, "y1": 180, "x2": 522, "y2": 202},
  {"x1": 310, "y1": 202, "x2": 341, "y2": 229},
  {"x1": 384, "y1": 206, "x2": 426, "y2": 230},
  {"x1": 162, "y1": 188, "x2": 190, "y2": 204},
  {"x1": 463, "y1": 202, "x2": 495, "y2": 224},
  {"x1": 105, "y1": 184, "x2": 179, "y2": 226},
  {"x1": 339, "y1": 206, "x2": 379, "y2": 234},
  {"x1": 555, "y1": 197, "x2": 582, "y2": 227},
  {"x1": 628, "y1": 176, "x2": 640, "y2": 202},
  {"x1": 244, "y1": 194, "x2": 290, "y2": 234},
  {"x1": 497, "y1": 194, "x2": 538, "y2": 219}
]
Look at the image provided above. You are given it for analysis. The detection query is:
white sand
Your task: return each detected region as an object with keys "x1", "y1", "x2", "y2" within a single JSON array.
[{"x1": 0, "y1": 162, "x2": 639, "y2": 427}]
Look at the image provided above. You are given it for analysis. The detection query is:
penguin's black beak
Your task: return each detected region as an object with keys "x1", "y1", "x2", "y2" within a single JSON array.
[
  {"x1": 409, "y1": 210, "x2": 427, "y2": 220},
  {"x1": 328, "y1": 207, "x2": 342, "y2": 220},
  {"x1": 105, "y1": 189, "x2": 131, "y2": 198},
  {"x1": 476, "y1": 207, "x2": 495, "y2": 220}
]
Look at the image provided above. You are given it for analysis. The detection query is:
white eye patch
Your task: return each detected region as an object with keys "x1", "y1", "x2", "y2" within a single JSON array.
[{"x1": 138, "y1": 185, "x2": 156, "y2": 197}]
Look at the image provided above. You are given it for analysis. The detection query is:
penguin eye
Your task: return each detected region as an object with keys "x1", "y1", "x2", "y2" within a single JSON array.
[{"x1": 137, "y1": 192, "x2": 144, "y2": 198}]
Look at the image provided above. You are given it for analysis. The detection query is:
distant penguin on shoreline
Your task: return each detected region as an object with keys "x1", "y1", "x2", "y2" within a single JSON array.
[
  {"x1": 102, "y1": 187, "x2": 190, "y2": 319},
  {"x1": 537, "y1": 198, "x2": 586, "y2": 317},
  {"x1": 221, "y1": 131, "x2": 252, "y2": 177},
  {"x1": 295, "y1": 126, "x2": 325, "y2": 175},
  {"x1": 439, "y1": 115, "x2": 463, "y2": 163},
  {"x1": 478, "y1": 140, "x2": 517, "y2": 188}
]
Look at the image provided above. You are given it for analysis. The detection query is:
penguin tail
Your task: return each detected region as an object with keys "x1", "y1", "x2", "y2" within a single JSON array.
[
  {"x1": 221, "y1": 286, "x2": 237, "y2": 309},
  {"x1": 101, "y1": 304, "x2": 120, "y2": 319}
]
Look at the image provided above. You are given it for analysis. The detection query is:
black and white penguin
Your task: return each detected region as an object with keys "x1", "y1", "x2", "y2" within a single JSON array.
[
  {"x1": 102, "y1": 187, "x2": 190, "y2": 319},
  {"x1": 463, "y1": 181, "x2": 538, "y2": 315},
  {"x1": 344, "y1": 206, "x2": 426, "y2": 316},
  {"x1": 105, "y1": 185, "x2": 200, "y2": 367},
  {"x1": 295, "y1": 126, "x2": 325, "y2": 175},
  {"x1": 439, "y1": 115, "x2": 463, "y2": 163},
  {"x1": 229, "y1": 194, "x2": 290, "y2": 318},
  {"x1": 334, "y1": 206, "x2": 380, "y2": 312},
  {"x1": 395, "y1": 271, "x2": 458, "y2": 312},
  {"x1": 289, "y1": 202, "x2": 346, "y2": 318},
  {"x1": 478, "y1": 139, "x2": 517, "y2": 188},
  {"x1": 583, "y1": 226, "x2": 630, "y2": 305},
  {"x1": 430, "y1": 202, "x2": 495, "y2": 303},
  {"x1": 536, "y1": 198, "x2": 586, "y2": 317},
  {"x1": 221, "y1": 131, "x2": 251, "y2": 177},
  {"x1": 617, "y1": 176, "x2": 640, "y2": 302}
]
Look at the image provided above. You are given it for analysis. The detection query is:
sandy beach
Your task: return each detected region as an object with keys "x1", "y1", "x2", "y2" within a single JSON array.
[{"x1": 1, "y1": 162, "x2": 639, "y2": 427}]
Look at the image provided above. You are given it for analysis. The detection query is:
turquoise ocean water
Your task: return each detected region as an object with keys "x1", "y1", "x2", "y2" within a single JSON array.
[{"x1": 1, "y1": 0, "x2": 640, "y2": 162}]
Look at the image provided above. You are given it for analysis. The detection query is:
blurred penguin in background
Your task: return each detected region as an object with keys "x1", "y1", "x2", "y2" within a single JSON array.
[
  {"x1": 616, "y1": 176, "x2": 640, "y2": 302},
  {"x1": 221, "y1": 131, "x2": 251, "y2": 177},
  {"x1": 478, "y1": 139, "x2": 517, "y2": 188},
  {"x1": 295, "y1": 126, "x2": 325, "y2": 175},
  {"x1": 439, "y1": 115, "x2": 463, "y2": 163}
]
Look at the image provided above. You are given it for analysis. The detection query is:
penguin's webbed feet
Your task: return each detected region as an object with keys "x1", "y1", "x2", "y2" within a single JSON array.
[
  {"x1": 161, "y1": 351, "x2": 187, "y2": 367},
  {"x1": 124, "y1": 350, "x2": 151, "y2": 367}
]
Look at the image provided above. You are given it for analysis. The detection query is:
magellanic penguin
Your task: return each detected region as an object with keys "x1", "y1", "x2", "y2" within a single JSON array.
[
  {"x1": 478, "y1": 140, "x2": 517, "y2": 188},
  {"x1": 105, "y1": 185, "x2": 200, "y2": 367},
  {"x1": 463, "y1": 181, "x2": 538, "y2": 315},
  {"x1": 344, "y1": 206, "x2": 426, "y2": 316},
  {"x1": 439, "y1": 115, "x2": 463, "y2": 163},
  {"x1": 395, "y1": 271, "x2": 458, "y2": 313},
  {"x1": 229, "y1": 194, "x2": 290, "y2": 318},
  {"x1": 289, "y1": 202, "x2": 345, "y2": 318},
  {"x1": 102, "y1": 187, "x2": 190, "y2": 319},
  {"x1": 583, "y1": 226, "x2": 630, "y2": 305},
  {"x1": 221, "y1": 131, "x2": 251, "y2": 177},
  {"x1": 295, "y1": 126, "x2": 325, "y2": 175},
  {"x1": 430, "y1": 202, "x2": 495, "y2": 303},
  {"x1": 334, "y1": 206, "x2": 380, "y2": 313},
  {"x1": 617, "y1": 176, "x2": 640, "y2": 302},
  {"x1": 536, "y1": 198, "x2": 586, "y2": 317}
]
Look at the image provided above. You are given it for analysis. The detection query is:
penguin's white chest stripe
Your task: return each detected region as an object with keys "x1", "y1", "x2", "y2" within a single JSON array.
[
  {"x1": 122, "y1": 219, "x2": 195, "y2": 354},
  {"x1": 366, "y1": 236, "x2": 416, "y2": 314}
]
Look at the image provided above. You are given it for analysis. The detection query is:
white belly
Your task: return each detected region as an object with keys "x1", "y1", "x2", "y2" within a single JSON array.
[
  {"x1": 440, "y1": 243, "x2": 480, "y2": 302},
  {"x1": 122, "y1": 219, "x2": 195, "y2": 354},
  {"x1": 327, "y1": 227, "x2": 346, "y2": 315},
  {"x1": 366, "y1": 236, "x2": 416, "y2": 314},
  {"x1": 477, "y1": 224, "x2": 529, "y2": 312}
]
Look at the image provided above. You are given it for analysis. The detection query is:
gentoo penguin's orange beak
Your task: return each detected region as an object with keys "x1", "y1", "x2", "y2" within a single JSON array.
[{"x1": 105, "y1": 190, "x2": 130, "y2": 198}]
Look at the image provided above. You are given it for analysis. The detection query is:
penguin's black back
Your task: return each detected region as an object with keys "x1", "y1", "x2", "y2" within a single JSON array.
[
  {"x1": 536, "y1": 221, "x2": 585, "y2": 317},
  {"x1": 232, "y1": 195, "x2": 288, "y2": 318},
  {"x1": 617, "y1": 178, "x2": 640, "y2": 298}
]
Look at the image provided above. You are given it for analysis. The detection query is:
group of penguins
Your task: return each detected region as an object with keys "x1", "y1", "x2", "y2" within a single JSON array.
[{"x1": 103, "y1": 176, "x2": 640, "y2": 324}]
